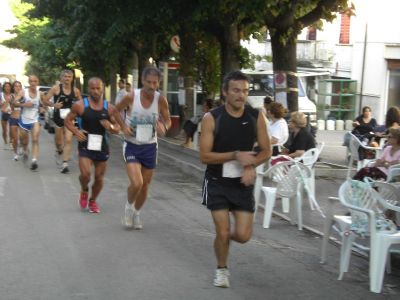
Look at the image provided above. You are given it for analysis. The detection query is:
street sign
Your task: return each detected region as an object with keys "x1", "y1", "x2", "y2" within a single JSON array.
[{"x1": 170, "y1": 35, "x2": 180, "y2": 53}]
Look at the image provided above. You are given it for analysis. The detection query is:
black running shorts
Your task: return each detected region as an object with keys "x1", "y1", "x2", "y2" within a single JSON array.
[{"x1": 202, "y1": 176, "x2": 255, "y2": 213}]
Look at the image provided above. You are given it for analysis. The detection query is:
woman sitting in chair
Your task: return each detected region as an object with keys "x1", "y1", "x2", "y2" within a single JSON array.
[
  {"x1": 271, "y1": 112, "x2": 315, "y2": 165},
  {"x1": 266, "y1": 102, "x2": 289, "y2": 156},
  {"x1": 354, "y1": 128, "x2": 400, "y2": 181}
]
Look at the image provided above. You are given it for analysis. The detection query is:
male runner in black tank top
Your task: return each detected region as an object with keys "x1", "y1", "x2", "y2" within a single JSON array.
[
  {"x1": 200, "y1": 70, "x2": 271, "y2": 288},
  {"x1": 42, "y1": 69, "x2": 82, "y2": 173},
  {"x1": 64, "y1": 77, "x2": 120, "y2": 213}
]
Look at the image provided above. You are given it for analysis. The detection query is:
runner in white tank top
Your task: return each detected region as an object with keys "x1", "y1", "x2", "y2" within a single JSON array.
[
  {"x1": 14, "y1": 75, "x2": 43, "y2": 171},
  {"x1": 124, "y1": 88, "x2": 159, "y2": 145},
  {"x1": 114, "y1": 66, "x2": 171, "y2": 229}
]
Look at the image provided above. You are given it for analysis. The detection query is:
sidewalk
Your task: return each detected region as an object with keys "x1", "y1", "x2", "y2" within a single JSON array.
[
  {"x1": 157, "y1": 129, "x2": 400, "y2": 268},
  {"x1": 158, "y1": 129, "x2": 348, "y2": 233}
]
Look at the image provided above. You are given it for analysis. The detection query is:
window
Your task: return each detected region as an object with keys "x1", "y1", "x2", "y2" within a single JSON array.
[{"x1": 339, "y1": 13, "x2": 351, "y2": 44}]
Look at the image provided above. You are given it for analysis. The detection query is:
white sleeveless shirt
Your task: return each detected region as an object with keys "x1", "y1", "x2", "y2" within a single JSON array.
[
  {"x1": 124, "y1": 89, "x2": 159, "y2": 145},
  {"x1": 21, "y1": 88, "x2": 40, "y2": 124}
]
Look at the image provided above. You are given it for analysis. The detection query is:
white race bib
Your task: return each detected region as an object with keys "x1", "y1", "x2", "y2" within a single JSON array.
[
  {"x1": 59, "y1": 108, "x2": 71, "y2": 119},
  {"x1": 222, "y1": 160, "x2": 243, "y2": 178},
  {"x1": 87, "y1": 134, "x2": 103, "y2": 151},
  {"x1": 136, "y1": 124, "x2": 153, "y2": 142}
]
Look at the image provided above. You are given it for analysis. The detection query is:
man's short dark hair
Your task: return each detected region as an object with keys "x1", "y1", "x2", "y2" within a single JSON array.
[
  {"x1": 222, "y1": 70, "x2": 249, "y2": 92},
  {"x1": 118, "y1": 79, "x2": 125, "y2": 84}
]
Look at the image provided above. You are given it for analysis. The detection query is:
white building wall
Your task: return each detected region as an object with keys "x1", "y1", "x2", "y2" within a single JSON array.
[{"x1": 242, "y1": 0, "x2": 400, "y2": 124}]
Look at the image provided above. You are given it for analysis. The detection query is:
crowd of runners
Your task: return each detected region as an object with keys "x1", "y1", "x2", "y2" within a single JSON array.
[{"x1": 1, "y1": 68, "x2": 272, "y2": 288}]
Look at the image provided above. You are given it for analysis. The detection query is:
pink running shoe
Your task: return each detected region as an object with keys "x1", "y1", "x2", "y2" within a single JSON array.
[
  {"x1": 79, "y1": 192, "x2": 88, "y2": 210},
  {"x1": 88, "y1": 200, "x2": 100, "y2": 213}
]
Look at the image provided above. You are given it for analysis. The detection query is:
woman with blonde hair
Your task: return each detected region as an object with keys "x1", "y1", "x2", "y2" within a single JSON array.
[
  {"x1": 271, "y1": 111, "x2": 315, "y2": 165},
  {"x1": 282, "y1": 111, "x2": 316, "y2": 158},
  {"x1": 354, "y1": 127, "x2": 400, "y2": 181}
]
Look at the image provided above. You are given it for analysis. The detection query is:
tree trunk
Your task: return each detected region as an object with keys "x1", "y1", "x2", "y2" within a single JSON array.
[
  {"x1": 270, "y1": 30, "x2": 298, "y2": 112},
  {"x1": 132, "y1": 52, "x2": 139, "y2": 89},
  {"x1": 179, "y1": 29, "x2": 197, "y2": 119},
  {"x1": 220, "y1": 23, "x2": 241, "y2": 79},
  {"x1": 110, "y1": 71, "x2": 117, "y2": 104}
]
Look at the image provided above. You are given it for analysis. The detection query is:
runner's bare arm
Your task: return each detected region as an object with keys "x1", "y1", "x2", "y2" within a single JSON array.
[
  {"x1": 156, "y1": 95, "x2": 171, "y2": 137},
  {"x1": 65, "y1": 101, "x2": 86, "y2": 142},
  {"x1": 99, "y1": 104, "x2": 121, "y2": 134},
  {"x1": 74, "y1": 88, "x2": 83, "y2": 101},
  {"x1": 41, "y1": 85, "x2": 57, "y2": 106},
  {"x1": 113, "y1": 92, "x2": 133, "y2": 135}
]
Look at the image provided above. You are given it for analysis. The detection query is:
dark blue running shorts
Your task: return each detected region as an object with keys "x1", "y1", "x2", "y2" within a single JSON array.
[{"x1": 123, "y1": 141, "x2": 157, "y2": 169}]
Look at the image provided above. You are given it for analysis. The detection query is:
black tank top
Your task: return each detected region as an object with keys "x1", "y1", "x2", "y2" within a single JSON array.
[
  {"x1": 53, "y1": 84, "x2": 76, "y2": 109},
  {"x1": 206, "y1": 104, "x2": 258, "y2": 180},
  {"x1": 78, "y1": 98, "x2": 110, "y2": 152}
]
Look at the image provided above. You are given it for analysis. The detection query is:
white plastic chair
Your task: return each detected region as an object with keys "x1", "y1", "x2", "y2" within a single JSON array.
[
  {"x1": 317, "y1": 141, "x2": 325, "y2": 154},
  {"x1": 335, "y1": 180, "x2": 400, "y2": 293},
  {"x1": 255, "y1": 161, "x2": 312, "y2": 230},
  {"x1": 347, "y1": 132, "x2": 381, "y2": 178},
  {"x1": 321, "y1": 180, "x2": 399, "y2": 269},
  {"x1": 387, "y1": 163, "x2": 400, "y2": 182},
  {"x1": 294, "y1": 147, "x2": 321, "y2": 210}
]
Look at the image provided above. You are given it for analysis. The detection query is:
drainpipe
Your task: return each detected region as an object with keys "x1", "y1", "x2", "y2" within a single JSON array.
[{"x1": 358, "y1": 22, "x2": 368, "y2": 113}]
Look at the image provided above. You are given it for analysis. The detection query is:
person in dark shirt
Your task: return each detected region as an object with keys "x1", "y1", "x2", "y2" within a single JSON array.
[
  {"x1": 282, "y1": 111, "x2": 316, "y2": 158},
  {"x1": 199, "y1": 70, "x2": 271, "y2": 288},
  {"x1": 64, "y1": 77, "x2": 120, "y2": 214},
  {"x1": 352, "y1": 106, "x2": 378, "y2": 136}
]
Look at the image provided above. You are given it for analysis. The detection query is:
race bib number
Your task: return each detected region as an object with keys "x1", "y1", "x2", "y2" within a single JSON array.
[
  {"x1": 87, "y1": 134, "x2": 102, "y2": 151},
  {"x1": 222, "y1": 160, "x2": 243, "y2": 178},
  {"x1": 136, "y1": 124, "x2": 153, "y2": 142},
  {"x1": 59, "y1": 108, "x2": 71, "y2": 119}
]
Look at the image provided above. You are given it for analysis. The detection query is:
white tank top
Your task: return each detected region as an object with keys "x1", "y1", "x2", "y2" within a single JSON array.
[
  {"x1": 21, "y1": 88, "x2": 40, "y2": 124},
  {"x1": 124, "y1": 89, "x2": 159, "y2": 145}
]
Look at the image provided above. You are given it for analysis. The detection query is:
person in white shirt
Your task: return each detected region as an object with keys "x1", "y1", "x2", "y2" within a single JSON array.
[
  {"x1": 14, "y1": 75, "x2": 43, "y2": 170},
  {"x1": 266, "y1": 102, "x2": 289, "y2": 156},
  {"x1": 114, "y1": 66, "x2": 171, "y2": 230}
]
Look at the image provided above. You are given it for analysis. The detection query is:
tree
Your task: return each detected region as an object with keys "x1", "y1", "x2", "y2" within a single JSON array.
[
  {"x1": 2, "y1": 0, "x2": 70, "y2": 84},
  {"x1": 259, "y1": 0, "x2": 353, "y2": 112}
]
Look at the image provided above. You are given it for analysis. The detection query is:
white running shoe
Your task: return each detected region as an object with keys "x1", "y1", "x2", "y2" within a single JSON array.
[
  {"x1": 13, "y1": 154, "x2": 18, "y2": 161},
  {"x1": 213, "y1": 268, "x2": 230, "y2": 288},
  {"x1": 55, "y1": 151, "x2": 63, "y2": 166},
  {"x1": 133, "y1": 213, "x2": 143, "y2": 230},
  {"x1": 123, "y1": 204, "x2": 134, "y2": 229},
  {"x1": 61, "y1": 162, "x2": 69, "y2": 174}
]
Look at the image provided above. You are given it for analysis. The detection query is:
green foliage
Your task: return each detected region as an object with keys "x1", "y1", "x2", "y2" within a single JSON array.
[{"x1": 3, "y1": 0, "x2": 352, "y2": 95}]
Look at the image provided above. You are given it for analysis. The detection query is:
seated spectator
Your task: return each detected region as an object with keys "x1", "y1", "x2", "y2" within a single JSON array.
[
  {"x1": 266, "y1": 102, "x2": 289, "y2": 156},
  {"x1": 182, "y1": 99, "x2": 213, "y2": 148},
  {"x1": 353, "y1": 128, "x2": 400, "y2": 182},
  {"x1": 271, "y1": 111, "x2": 316, "y2": 165},
  {"x1": 352, "y1": 106, "x2": 378, "y2": 135}
]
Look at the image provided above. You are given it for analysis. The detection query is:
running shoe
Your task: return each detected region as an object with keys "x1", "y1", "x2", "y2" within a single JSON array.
[
  {"x1": 17, "y1": 147, "x2": 24, "y2": 156},
  {"x1": 79, "y1": 192, "x2": 88, "y2": 210},
  {"x1": 13, "y1": 154, "x2": 18, "y2": 161},
  {"x1": 123, "y1": 204, "x2": 134, "y2": 228},
  {"x1": 22, "y1": 152, "x2": 29, "y2": 163},
  {"x1": 88, "y1": 200, "x2": 100, "y2": 213},
  {"x1": 30, "y1": 161, "x2": 38, "y2": 171},
  {"x1": 55, "y1": 151, "x2": 63, "y2": 166},
  {"x1": 133, "y1": 213, "x2": 143, "y2": 230},
  {"x1": 213, "y1": 268, "x2": 230, "y2": 288},
  {"x1": 61, "y1": 162, "x2": 69, "y2": 174}
]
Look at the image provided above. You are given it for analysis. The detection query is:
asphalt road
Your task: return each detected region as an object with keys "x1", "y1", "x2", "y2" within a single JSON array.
[{"x1": 0, "y1": 126, "x2": 398, "y2": 299}]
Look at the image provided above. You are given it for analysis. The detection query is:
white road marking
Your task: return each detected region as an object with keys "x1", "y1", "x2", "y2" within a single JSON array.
[{"x1": 0, "y1": 177, "x2": 6, "y2": 197}]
